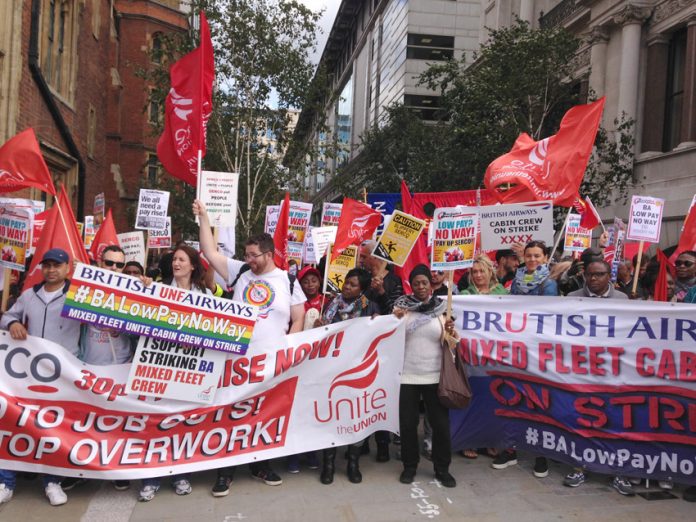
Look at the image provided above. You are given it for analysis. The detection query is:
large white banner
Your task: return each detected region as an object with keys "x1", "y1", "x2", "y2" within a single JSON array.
[{"x1": 0, "y1": 316, "x2": 404, "y2": 479}]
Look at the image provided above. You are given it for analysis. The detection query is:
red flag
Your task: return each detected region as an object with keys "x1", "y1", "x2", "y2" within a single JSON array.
[
  {"x1": 395, "y1": 180, "x2": 429, "y2": 292},
  {"x1": 89, "y1": 209, "x2": 120, "y2": 261},
  {"x1": 572, "y1": 196, "x2": 602, "y2": 230},
  {"x1": 331, "y1": 198, "x2": 382, "y2": 262},
  {"x1": 273, "y1": 193, "x2": 290, "y2": 270},
  {"x1": 157, "y1": 11, "x2": 214, "y2": 186},
  {"x1": 485, "y1": 98, "x2": 605, "y2": 207},
  {"x1": 653, "y1": 249, "x2": 673, "y2": 302},
  {"x1": 0, "y1": 128, "x2": 57, "y2": 196},
  {"x1": 669, "y1": 204, "x2": 696, "y2": 264},
  {"x1": 24, "y1": 187, "x2": 90, "y2": 290}
]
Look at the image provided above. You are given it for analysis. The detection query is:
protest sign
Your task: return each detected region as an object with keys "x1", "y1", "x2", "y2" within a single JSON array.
[
  {"x1": 94, "y1": 192, "x2": 105, "y2": 223},
  {"x1": 185, "y1": 240, "x2": 200, "y2": 251},
  {"x1": 116, "y1": 231, "x2": 145, "y2": 267},
  {"x1": 217, "y1": 226, "x2": 235, "y2": 258},
  {"x1": 0, "y1": 206, "x2": 32, "y2": 271},
  {"x1": 479, "y1": 201, "x2": 553, "y2": 251},
  {"x1": 0, "y1": 197, "x2": 44, "y2": 215},
  {"x1": 606, "y1": 217, "x2": 626, "y2": 282},
  {"x1": 135, "y1": 189, "x2": 170, "y2": 230},
  {"x1": 148, "y1": 217, "x2": 172, "y2": 249},
  {"x1": 450, "y1": 295, "x2": 696, "y2": 485},
  {"x1": 288, "y1": 201, "x2": 313, "y2": 243},
  {"x1": 198, "y1": 171, "x2": 239, "y2": 227},
  {"x1": 627, "y1": 195, "x2": 664, "y2": 243},
  {"x1": 371, "y1": 210, "x2": 425, "y2": 267},
  {"x1": 0, "y1": 316, "x2": 403, "y2": 479},
  {"x1": 324, "y1": 244, "x2": 358, "y2": 294},
  {"x1": 308, "y1": 226, "x2": 337, "y2": 263},
  {"x1": 84, "y1": 216, "x2": 96, "y2": 248},
  {"x1": 288, "y1": 241, "x2": 303, "y2": 268},
  {"x1": 321, "y1": 202, "x2": 342, "y2": 227},
  {"x1": 264, "y1": 205, "x2": 280, "y2": 235},
  {"x1": 430, "y1": 207, "x2": 477, "y2": 270},
  {"x1": 126, "y1": 336, "x2": 226, "y2": 404},
  {"x1": 62, "y1": 263, "x2": 258, "y2": 354},
  {"x1": 563, "y1": 213, "x2": 592, "y2": 253}
]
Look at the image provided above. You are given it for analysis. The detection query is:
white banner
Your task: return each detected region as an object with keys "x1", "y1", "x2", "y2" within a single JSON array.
[{"x1": 0, "y1": 317, "x2": 403, "y2": 479}]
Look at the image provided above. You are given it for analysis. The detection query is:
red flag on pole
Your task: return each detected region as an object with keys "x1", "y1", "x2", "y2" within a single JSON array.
[
  {"x1": 484, "y1": 98, "x2": 605, "y2": 207},
  {"x1": 0, "y1": 128, "x2": 57, "y2": 196},
  {"x1": 24, "y1": 187, "x2": 90, "y2": 290},
  {"x1": 653, "y1": 249, "x2": 673, "y2": 302},
  {"x1": 273, "y1": 193, "x2": 290, "y2": 271},
  {"x1": 669, "y1": 204, "x2": 696, "y2": 264},
  {"x1": 395, "y1": 180, "x2": 429, "y2": 291},
  {"x1": 331, "y1": 198, "x2": 382, "y2": 263},
  {"x1": 157, "y1": 11, "x2": 214, "y2": 186},
  {"x1": 572, "y1": 196, "x2": 602, "y2": 230},
  {"x1": 89, "y1": 209, "x2": 120, "y2": 262}
]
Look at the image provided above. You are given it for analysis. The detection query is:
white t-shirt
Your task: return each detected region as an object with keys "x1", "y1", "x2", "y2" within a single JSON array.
[
  {"x1": 227, "y1": 259, "x2": 306, "y2": 347},
  {"x1": 38, "y1": 287, "x2": 63, "y2": 303}
]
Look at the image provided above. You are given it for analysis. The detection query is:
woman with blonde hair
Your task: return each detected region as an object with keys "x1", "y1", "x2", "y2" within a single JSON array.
[{"x1": 460, "y1": 254, "x2": 508, "y2": 295}]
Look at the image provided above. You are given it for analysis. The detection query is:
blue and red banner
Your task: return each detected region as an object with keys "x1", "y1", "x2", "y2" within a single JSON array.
[{"x1": 450, "y1": 295, "x2": 696, "y2": 485}]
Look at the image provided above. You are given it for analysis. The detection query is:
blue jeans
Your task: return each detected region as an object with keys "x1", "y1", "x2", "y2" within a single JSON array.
[{"x1": 0, "y1": 469, "x2": 62, "y2": 490}]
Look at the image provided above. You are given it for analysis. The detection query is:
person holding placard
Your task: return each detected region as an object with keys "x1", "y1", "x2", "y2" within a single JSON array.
[
  {"x1": 0, "y1": 248, "x2": 79, "y2": 506},
  {"x1": 393, "y1": 264, "x2": 457, "y2": 488},
  {"x1": 193, "y1": 200, "x2": 305, "y2": 498}
]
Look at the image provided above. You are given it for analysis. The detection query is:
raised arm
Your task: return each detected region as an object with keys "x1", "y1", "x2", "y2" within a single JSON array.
[{"x1": 193, "y1": 199, "x2": 230, "y2": 281}]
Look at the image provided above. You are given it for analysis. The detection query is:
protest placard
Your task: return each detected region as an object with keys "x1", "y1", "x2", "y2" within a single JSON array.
[
  {"x1": 198, "y1": 171, "x2": 239, "y2": 227},
  {"x1": 324, "y1": 244, "x2": 357, "y2": 294},
  {"x1": 302, "y1": 227, "x2": 316, "y2": 265},
  {"x1": 0, "y1": 316, "x2": 403, "y2": 479},
  {"x1": 306, "y1": 226, "x2": 336, "y2": 264},
  {"x1": 62, "y1": 263, "x2": 258, "y2": 354},
  {"x1": 371, "y1": 210, "x2": 426, "y2": 267},
  {"x1": 84, "y1": 216, "x2": 96, "y2": 248},
  {"x1": 0, "y1": 206, "x2": 32, "y2": 271},
  {"x1": 563, "y1": 213, "x2": 592, "y2": 253},
  {"x1": 135, "y1": 189, "x2": 170, "y2": 230},
  {"x1": 627, "y1": 195, "x2": 664, "y2": 243},
  {"x1": 94, "y1": 192, "x2": 105, "y2": 223},
  {"x1": 320, "y1": 202, "x2": 342, "y2": 226},
  {"x1": 264, "y1": 205, "x2": 280, "y2": 235},
  {"x1": 185, "y1": 240, "x2": 200, "y2": 251},
  {"x1": 479, "y1": 201, "x2": 554, "y2": 251},
  {"x1": 148, "y1": 217, "x2": 172, "y2": 249},
  {"x1": 117, "y1": 231, "x2": 145, "y2": 267},
  {"x1": 126, "y1": 336, "x2": 226, "y2": 404},
  {"x1": 430, "y1": 207, "x2": 478, "y2": 270},
  {"x1": 0, "y1": 197, "x2": 44, "y2": 215},
  {"x1": 288, "y1": 241, "x2": 303, "y2": 269},
  {"x1": 607, "y1": 217, "x2": 626, "y2": 282},
  {"x1": 288, "y1": 201, "x2": 313, "y2": 243}
]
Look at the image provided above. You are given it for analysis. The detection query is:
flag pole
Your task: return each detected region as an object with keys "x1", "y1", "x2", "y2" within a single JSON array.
[
  {"x1": 55, "y1": 194, "x2": 78, "y2": 262},
  {"x1": 549, "y1": 207, "x2": 572, "y2": 261},
  {"x1": 1, "y1": 268, "x2": 11, "y2": 312}
]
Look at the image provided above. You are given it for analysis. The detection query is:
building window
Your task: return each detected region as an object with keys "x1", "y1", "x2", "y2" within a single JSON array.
[
  {"x1": 92, "y1": 0, "x2": 101, "y2": 39},
  {"x1": 147, "y1": 154, "x2": 160, "y2": 185},
  {"x1": 663, "y1": 29, "x2": 687, "y2": 151},
  {"x1": 41, "y1": 0, "x2": 77, "y2": 100},
  {"x1": 335, "y1": 77, "x2": 353, "y2": 168},
  {"x1": 403, "y1": 94, "x2": 443, "y2": 121},
  {"x1": 87, "y1": 105, "x2": 97, "y2": 158},
  {"x1": 151, "y1": 32, "x2": 163, "y2": 64},
  {"x1": 406, "y1": 34, "x2": 454, "y2": 61},
  {"x1": 148, "y1": 89, "x2": 161, "y2": 126}
]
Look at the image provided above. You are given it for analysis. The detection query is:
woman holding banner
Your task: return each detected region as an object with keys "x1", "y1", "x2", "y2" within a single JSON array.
[
  {"x1": 393, "y1": 264, "x2": 457, "y2": 488},
  {"x1": 139, "y1": 245, "x2": 210, "y2": 502},
  {"x1": 493, "y1": 240, "x2": 558, "y2": 478}
]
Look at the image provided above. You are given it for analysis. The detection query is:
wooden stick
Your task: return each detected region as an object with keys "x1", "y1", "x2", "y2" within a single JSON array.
[
  {"x1": 631, "y1": 240, "x2": 645, "y2": 295},
  {"x1": 549, "y1": 207, "x2": 572, "y2": 261},
  {"x1": 446, "y1": 270, "x2": 454, "y2": 320},
  {"x1": 362, "y1": 187, "x2": 367, "y2": 204},
  {"x1": 1, "y1": 268, "x2": 11, "y2": 312}
]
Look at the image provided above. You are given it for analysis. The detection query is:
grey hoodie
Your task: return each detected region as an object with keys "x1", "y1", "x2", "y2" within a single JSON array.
[{"x1": 0, "y1": 280, "x2": 80, "y2": 355}]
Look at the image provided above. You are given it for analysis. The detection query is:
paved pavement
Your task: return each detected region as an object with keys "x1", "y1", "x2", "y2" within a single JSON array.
[{"x1": 1, "y1": 449, "x2": 693, "y2": 521}]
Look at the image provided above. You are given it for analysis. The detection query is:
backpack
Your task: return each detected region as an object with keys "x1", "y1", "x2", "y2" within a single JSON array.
[{"x1": 229, "y1": 263, "x2": 296, "y2": 295}]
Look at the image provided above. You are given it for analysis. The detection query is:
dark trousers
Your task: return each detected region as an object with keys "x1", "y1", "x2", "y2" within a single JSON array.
[{"x1": 399, "y1": 383, "x2": 451, "y2": 473}]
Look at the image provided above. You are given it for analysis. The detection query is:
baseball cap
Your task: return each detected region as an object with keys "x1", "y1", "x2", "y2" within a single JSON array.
[
  {"x1": 41, "y1": 248, "x2": 69, "y2": 264},
  {"x1": 298, "y1": 265, "x2": 321, "y2": 281}
]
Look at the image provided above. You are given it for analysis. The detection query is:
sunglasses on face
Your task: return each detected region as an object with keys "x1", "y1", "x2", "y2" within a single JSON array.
[
  {"x1": 103, "y1": 259, "x2": 126, "y2": 269},
  {"x1": 675, "y1": 260, "x2": 695, "y2": 268}
]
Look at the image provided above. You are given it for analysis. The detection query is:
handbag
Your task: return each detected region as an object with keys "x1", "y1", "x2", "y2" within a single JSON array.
[{"x1": 436, "y1": 317, "x2": 472, "y2": 409}]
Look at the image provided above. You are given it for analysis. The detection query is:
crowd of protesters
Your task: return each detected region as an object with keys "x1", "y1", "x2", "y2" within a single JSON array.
[{"x1": 0, "y1": 200, "x2": 694, "y2": 507}]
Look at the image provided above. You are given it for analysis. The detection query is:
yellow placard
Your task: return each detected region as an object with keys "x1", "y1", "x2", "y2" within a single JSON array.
[
  {"x1": 371, "y1": 210, "x2": 426, "y2": 267},
  {"x1": 323, "y1": 244, "x2": 358, "y2": 294}
]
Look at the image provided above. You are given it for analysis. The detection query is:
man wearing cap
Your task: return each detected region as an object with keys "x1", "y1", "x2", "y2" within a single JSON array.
[{"x1": 0, "y1": 248, "x2": 79, "y2": 506}]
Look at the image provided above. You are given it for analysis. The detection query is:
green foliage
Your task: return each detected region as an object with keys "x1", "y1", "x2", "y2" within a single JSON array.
[
  {"x1": 355, "y1": 20, "x2": 635, "y2": 206},
  {"x1": 139, "y1": 0, "x2": 323, "y2": 242}
]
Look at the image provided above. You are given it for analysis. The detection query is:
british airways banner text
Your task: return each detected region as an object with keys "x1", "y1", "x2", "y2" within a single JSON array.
[
  {"x1": 0, "y1": 317, "x2": 403, "y2": 480},
  {"x1": 450, "y1": 296, "x2": 696, "y2": 485}
]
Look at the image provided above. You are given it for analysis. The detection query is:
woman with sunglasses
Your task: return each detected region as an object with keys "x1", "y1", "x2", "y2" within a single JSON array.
[
  {"x1": 673, "y1": 251, "x2": 696, "y2": 302},
  {"x1": 139, "y1": 244, "x2": 209, "y2": 502}
]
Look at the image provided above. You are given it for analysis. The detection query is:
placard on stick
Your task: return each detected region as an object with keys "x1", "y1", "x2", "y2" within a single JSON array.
[
  {"x1": 0, "y1": 207, "x2": 32, "y2": 272},
  {"x1": 563, "y1": 214, "x2": 592, "y2": 253},
  {"x1": 198, "y1": 171, "x2": 239, "y2": 227},
  {"x1": 323, "y1": 244, "x2": 358, "y2": 294},
  {"x1": 117, "y1": 231, "x2": 146, "y2": 267},
  {"x1": 135, "y1": 189, "x2": 170, "y2": 231},
  {"x1": 371, "y1": 210, "x2": 426, "y2": 267},
  {"x1": 626, "y1": 195, "x2": 664, "y2": 243},
  {"x1": 430, "y1": 207, "x2": 477, "y2": 270},
  {"x1": 479, "y1": 201, "x2": 553, "y2": 251}
]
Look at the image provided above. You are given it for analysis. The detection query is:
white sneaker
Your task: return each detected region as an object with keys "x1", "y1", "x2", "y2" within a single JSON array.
[
  {"x1": 659, "y1": 480, "x2": 674, "y2": 490},
  {"x1": 173, "y1": 479, "x2": 192, "y2": 496},
  {"x1": 139, "y1": 484, "x2": 159, "y2": 502},
  {"x1": 45, "y1": 482, "x2": 67, "y2": 506},
  {"x1": 0, "y1": 484, "x2": 13, "y2": 504}
]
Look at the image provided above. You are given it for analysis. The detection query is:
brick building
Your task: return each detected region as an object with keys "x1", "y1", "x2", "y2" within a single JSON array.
[{"x1": 0, "y1": 0, "x2": 189, "y2": 231}]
